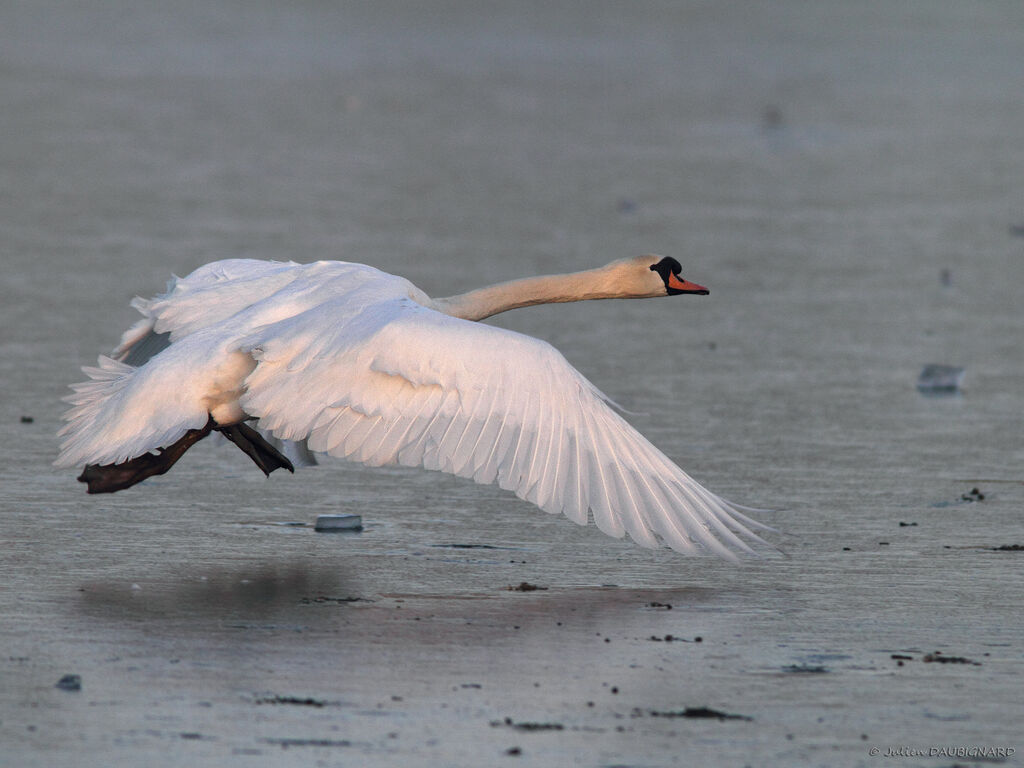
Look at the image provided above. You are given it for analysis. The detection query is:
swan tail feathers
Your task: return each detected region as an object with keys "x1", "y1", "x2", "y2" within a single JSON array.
[{"x1": 55, "y1": 355, "x2": 208, "y2": 470}]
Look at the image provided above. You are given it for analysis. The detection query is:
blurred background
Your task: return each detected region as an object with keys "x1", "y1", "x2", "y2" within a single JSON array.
[{"x1": 1, "y1": 2, "x2": 1022, "y2": 766}]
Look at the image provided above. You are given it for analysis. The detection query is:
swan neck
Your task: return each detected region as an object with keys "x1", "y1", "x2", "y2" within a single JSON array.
[{"x1": 432, "y1": 267, "x2": 616, "y2": 321}]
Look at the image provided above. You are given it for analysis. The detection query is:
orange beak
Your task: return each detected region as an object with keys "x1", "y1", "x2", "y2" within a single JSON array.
[{"x1": 667, "y1": 274, "x2": 709, "y2": 295}]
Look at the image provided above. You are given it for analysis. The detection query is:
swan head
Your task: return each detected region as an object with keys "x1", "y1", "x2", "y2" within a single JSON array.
[
  {"x1": 605, "y1": 255, "x2": 709, "y2": 298},
  {"x1": 647, "y1": 255, "x2": 709, "y2": 296}
]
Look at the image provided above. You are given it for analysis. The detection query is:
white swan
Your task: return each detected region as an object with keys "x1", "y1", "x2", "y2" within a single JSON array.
[{"x1": 56, "y1": 255, "x2": 774, "y2": 560}]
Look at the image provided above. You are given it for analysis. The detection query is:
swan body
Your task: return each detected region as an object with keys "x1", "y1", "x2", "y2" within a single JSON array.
[{"x1": 57, "y1": 255, "x2": 773, "y2": 560}]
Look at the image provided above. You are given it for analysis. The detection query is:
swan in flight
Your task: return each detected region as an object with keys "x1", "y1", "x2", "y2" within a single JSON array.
[{"x1": 57, "y1": 255, "x2": 774, "y2": 560}]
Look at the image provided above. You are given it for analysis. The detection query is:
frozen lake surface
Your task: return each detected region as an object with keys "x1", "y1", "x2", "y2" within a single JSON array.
[{"x1": 1, "y1": 1, "x2": 1022, "y2": 766}]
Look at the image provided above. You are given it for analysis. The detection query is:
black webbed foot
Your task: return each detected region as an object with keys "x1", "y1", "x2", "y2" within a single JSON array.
[
  {"x1": 216, "y1": 422, "x2": 295, "y2": 476},
  {"x1": 78, "y1": 417, "x2": 216, "y2": 493}
]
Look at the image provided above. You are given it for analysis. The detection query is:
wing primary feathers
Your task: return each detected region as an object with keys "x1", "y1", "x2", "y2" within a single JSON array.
[
  {"x1": 563, "y1": 388, "x2": 589, "y2": 525},
  {"x1": 350, "y1": 414, "x2": 398, "y2": 464},
  {"x1": 365, "y1": 385, "x2": 440, "y2": 466},
  {"x1": 417, "y1": 390, "x2": 464, "y2": 472},
  {"x1": 319, "y1": 408, "x2": 362, "y2": 454},
  {"x1": 581, "y1": 418, "x2": 626, "y2": 539},
  {"x1": 685, "y1": 481, "x2": 768, "y2": 553},
  {"x1": 685, "y1": 486, "x2": 760, "y2": 556},
  {"x1": 447, "y1": 374, "x2": 497, "y2": 477},
  {"x1": 521, "y1": 372, "x2": 553, "y2": 506},
  {"x1": 454, "y1": 371, "x2": 503, "y2": 481},
  {"x1": 640, "y1": 442, "x2": 768, "y2": 548},
  {"x1": 342, "y1": 413, "x2": 387, "y2": 460},
  {"x1": 393, "y1": 387, "x2": 448, "y2": 467},
  {"x1": 544, "y1": 384, "x2": 572, "y2": 513},
  {"x1": 475, "y1": 374, "x2": 519, "y2": 486},
  {"x1": 631, "y1": 437, "x2": 754, "y2": 559},
  {"x1": 524, "y1": 370, "x2": 561, "y2": 512},
  {"x1": 616, "y1": 430, "x2": 738, "y2": 558},
  {"x1": 436, "y1": 409, "x2": 474, "y2": 477},
  {"x1": 499, "y1": 384, "x2": 534, "y2": 494},
  {"x1": 587, "y1": 412, "x2": 660, "y2": 548}
]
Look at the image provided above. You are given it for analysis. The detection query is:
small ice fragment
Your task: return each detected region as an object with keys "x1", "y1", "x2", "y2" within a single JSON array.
[
  {"x1": 314, "y1": 514, "x2": 363, "y2": 532},
  {"x1": 917, "y1": 364, "x2": 965, "y2": 393},
  {"x1": 56, "y1": 674, "x2": 82, "y2": 692}
]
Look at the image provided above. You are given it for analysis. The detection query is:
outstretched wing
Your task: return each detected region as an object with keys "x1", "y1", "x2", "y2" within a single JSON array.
[{"x1": 241, "y1": 300, "x2": 772, "y2": 560}]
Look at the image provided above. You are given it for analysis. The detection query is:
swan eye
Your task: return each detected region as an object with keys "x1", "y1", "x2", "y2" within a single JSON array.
[
  {"x1": 650, "y1": 256, "x2": 682, "y2": 282},
  {"x1": 650, "y1": 256, "x2": 682, "y2": 274}
]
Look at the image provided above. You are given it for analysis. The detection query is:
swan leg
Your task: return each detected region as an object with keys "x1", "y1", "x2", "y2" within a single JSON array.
[
  {"x1": 77, "y1": 417, "x2": 217, "y2": 494},
  {"x1": 215, "y1": 422, "x2": 295, "y2": 476},
  {"x1": 77, "y1": 419, "x2": 295, "y2": 494}
]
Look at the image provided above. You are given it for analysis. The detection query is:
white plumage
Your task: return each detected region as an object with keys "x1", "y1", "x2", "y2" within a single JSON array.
[{"x1": 57, "y1": 256, "x2": 775, "y2": 560}]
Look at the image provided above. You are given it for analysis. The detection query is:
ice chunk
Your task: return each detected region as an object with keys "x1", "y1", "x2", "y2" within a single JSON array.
[
  {"x1": 55, "y1": 674, "x2": 82, "y2": 692},
  {"x1": 917, "y1": 364, "x2": 965, "y2": 394},
  {"x1": 314, "y1": 514, "x2": 363, "y2": 532}
]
